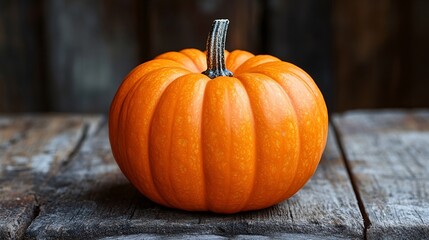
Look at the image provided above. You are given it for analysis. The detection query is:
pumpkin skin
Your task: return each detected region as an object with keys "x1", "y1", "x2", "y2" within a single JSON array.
[{"x1": 109, "y1": 20, "x2": 328, "y2": 214}]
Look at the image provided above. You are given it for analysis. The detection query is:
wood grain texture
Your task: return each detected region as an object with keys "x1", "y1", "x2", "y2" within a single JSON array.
[
  {"x1": 333, "y1": 110, "x2": 429, "y2": 239},
  {"x1": 25, "y1": 124, "x2": 362, "y2": 239},
  {"x1": 100, "y1": 233, "x2": 347, "y2": 240},
  {"x1": 0, "y1": 115, "x2": 103, "y2": 240}
]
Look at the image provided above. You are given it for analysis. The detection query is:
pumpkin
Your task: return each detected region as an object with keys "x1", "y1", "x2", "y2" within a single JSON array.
[{"x1": 109, "y1": 19, "x2": 328, "y2": 214}]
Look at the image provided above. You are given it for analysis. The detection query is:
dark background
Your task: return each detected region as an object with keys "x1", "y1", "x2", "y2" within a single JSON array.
[{"x1": 1, "y1": 0, "x2": 428, "y2": 113}]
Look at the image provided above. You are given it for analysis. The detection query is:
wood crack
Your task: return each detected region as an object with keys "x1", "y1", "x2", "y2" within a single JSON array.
[
  {"x1": 127, "y1": 191, "x2": 139, "y2": 220},
  {"x1": 17, "y1": 194, "x2": 42, "y2": 240},
  {"x1": 43, "y1": 117, "x2": 97, "y2": 183},
  {"x1": 331, "y1": 119, "x2": 372, "y2": 240},
  {"x1": 31, "y1": 195, "x2": 41, "y2": 223},
  {"x1": 61, "y1": 122, "x2": 90, "y2": 169},
  {"x1": 22, "y1": 120, "x2": 92, "y2": 239}
]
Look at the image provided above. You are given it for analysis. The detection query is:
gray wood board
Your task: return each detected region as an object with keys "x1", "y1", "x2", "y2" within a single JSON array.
[
  {"x1": 333, "y1": 110, "x2": 429, "y2": 239},
  {"x1": 26, "y1": 124, "x2": 363, "y2": 239},
  {"x1": 0, "y1": 115, "x2": 103, "y2": 240},
  {"x1": 99, "y1": 233, "x2": 347, "y2": 240}
]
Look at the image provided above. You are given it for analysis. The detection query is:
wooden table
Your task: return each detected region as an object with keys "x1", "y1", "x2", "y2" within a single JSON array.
[{"x1": 1, "y1": 110, "x2": 428, "y2": 239}]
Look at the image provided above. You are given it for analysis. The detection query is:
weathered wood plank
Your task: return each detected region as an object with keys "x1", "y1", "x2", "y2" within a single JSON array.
[
  {"x1": 333, "y1": 110, "x2": 429, "y2": 239},
  {"x1": 0, "y1": 115, "x2": 103, "y2": 240},
  {"x1": 26, "y1": 124, "x2": 363, "y2": 239},
  {"x1": 100, "y1": 233, "x2": 347, "y2": 240}
]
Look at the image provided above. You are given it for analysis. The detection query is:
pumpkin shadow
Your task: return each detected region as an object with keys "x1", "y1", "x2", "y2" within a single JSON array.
[
  {"x1": 71, "y1": 180, "x2": 281, "y2": 237},
  {"x1": 82, "y1": 180, "x2": 273, "y2": 221},
  {"x1": 81, "y1": 181, "x2": 158, "y2": 209}
]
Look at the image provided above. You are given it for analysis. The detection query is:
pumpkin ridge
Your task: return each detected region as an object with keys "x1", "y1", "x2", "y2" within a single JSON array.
[
  {"x1": 225, "y1": 50, "x2": 254, "y2": 73},
  {"x1": 234, "y1": 75, "x2": 258, "y2": 211},
  {"x1": 119, "y1": 59, "x2": 189, "y2": 97},
  {"x1": 111, "y1": 60, "x2": 191, "y2": 140},
  {"x1": 234, "y1": 55, "x2": 281, "y2": 75},
  {"x1": 149, "y1": 73, "x2": 210, "y2": 210},
  {"x1": 110, "y1": 61, "x2": 160, "y2": 148},
  {"x1": 244, "y1": 60, "x2": 327, "y2": 133},
  {"x1": 255, "y1": 61, "x2": 324, "y2": 107},
  {"x1": 244, "y1": 65, "x2": 327, "y2": 197},
  {"x1": 155, "y1": 52, "x2": 200, "y2": 73},
  {"x1": 280, "y1": 68, "x2": 328, "y2": 193},
  {"x1": 224, "y1": 87, "x2": 232, "y2": 210},
  {"x1": 119, "y1": 69, "x2": 189, "y2": 207},
  {"x1": 117, "y1": 76, "x2": 146, "y2": 202},
  {"x1": 232, "y1": 78, "x2": 258, "y2": 212},
  {"x1": 200, "y1": 80, "x2": 209, "y2": 211},
  {"x1": 283, "y1": 62, "x2": 322, "y2": 98},
  {"x1": 284, "y1": 76, "x2": 326, "y2": 196},
  {"x1": 201, "y1": 77, "x2": 256, "y2": 213},
  {"x1": 180, "y1": 49, "x2": 207, "y2": 73},
  {"x1": 147, "y1": 75, "x2": 192, "y2": 209},
  {"x1": 166, "y1": 91, "x2": 181, "y2": 209},
  {"x1": 117, "y1": 76, "x2": 142, "y2": 184},
  {"x1": 257, "y1": 73, "x2": 301, "y2": 203},
  {"x1": 275, "y1": 63, "x2": 329, "y2": 139},
  {"x1": 141, "y1": 69, "x2": 194, "y2": 207},
  {"x1": 287, "y1": 68, "x2": 327, "y2": 120},
  {"x1": 237, "y1": 72, "x2": 301, "y2": 210}
]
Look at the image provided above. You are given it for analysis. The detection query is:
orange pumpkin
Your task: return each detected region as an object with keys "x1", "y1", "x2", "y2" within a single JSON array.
[{"x1": 109, "y1": 19, "x2": 328, "y2": 213}]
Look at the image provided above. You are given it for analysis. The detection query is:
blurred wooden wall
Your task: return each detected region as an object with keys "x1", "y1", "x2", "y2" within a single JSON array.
[
  {"x1": 0, "y1": 0, "x2": 428, "y2": 113},
  {"x1": 333, "y1": 0, "x2": 429, "y2": 110}
]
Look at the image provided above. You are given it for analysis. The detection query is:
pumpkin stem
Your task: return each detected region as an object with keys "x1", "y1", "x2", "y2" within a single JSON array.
[{"x1": 202, "y1": 19, "x2": 233, "y2": 79}]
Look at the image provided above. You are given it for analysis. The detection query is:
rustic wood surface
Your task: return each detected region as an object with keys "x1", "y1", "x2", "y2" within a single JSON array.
[
  {"x1": 0, "y1": 115, "x2": 103, "y2": 239},
  {"x1": 333, "y1": 110, "x2": 429, "y2": 239},
  {"x1": 24, "y1": 125, "x2": 361, "y2": 239},
  {"x1": 1, "y1": 110, "x2": 429, "y2": 239}
]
